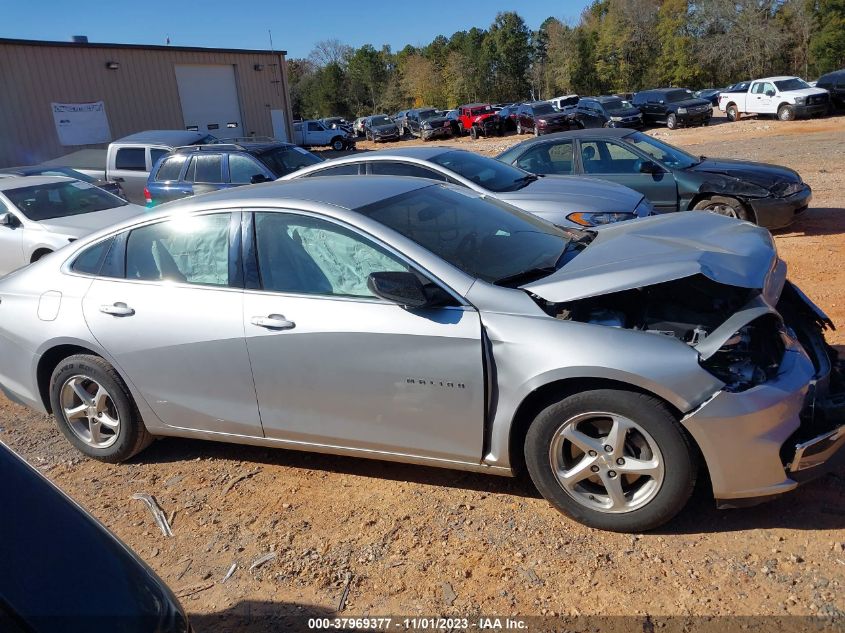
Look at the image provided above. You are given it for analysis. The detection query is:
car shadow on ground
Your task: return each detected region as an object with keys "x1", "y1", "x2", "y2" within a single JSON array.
[
  {"x1": 189, "y1": 599, "x2": 336, "y2": 633},
  {"x1": 773, "y1": 207, "x2": 845, "y2": 238},
  {"x1": 134, "y1": 434, "x2": 844, "y2": 534}
]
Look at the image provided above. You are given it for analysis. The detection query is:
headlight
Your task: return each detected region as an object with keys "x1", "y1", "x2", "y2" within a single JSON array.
[
  {"x1": 538, "y1": 119, "x2": 547, "y2": 126},
  {"x1": 634, "y1": 198, "x2": 655, "y2": 217},
  {"x1": 422, "y1": 122, "x2": 432, "y2": 129},
  {"x1": 610, "y1": 116, "x2": 623, "y2": 121},
  {"x1": 794, "y1": 96, "x2": 806, "y2": 105},
  {"x1": 566, "y1": 211, "x2": 636, "y2": 227},
  {"x1": 676, "y1": 107, "x2": 688, "y2": 114}
]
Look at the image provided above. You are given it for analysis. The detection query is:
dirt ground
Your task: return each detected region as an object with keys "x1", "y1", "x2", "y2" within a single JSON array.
[{"x1": 1, "y1": 109, "x2": 844, "y2": 631}]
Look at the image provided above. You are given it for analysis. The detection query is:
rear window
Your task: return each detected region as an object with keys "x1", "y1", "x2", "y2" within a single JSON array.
[
  {"x1": 115, "y1": 147, "x2": 146, "y2": 171},
  {"x1": 155, "y1": 155, "x2": 187, "y2": 182},
  {"x1": 4, "y1": 181, "x2": 127, "y2": 221}
]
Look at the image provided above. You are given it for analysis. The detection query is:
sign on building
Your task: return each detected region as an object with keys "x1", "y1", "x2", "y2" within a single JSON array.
[{"x1": 51, "y1": 101, "x2": 112, "y2": 146}]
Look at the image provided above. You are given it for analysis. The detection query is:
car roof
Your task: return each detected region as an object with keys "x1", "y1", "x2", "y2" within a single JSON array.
[
  {"x1": 160, "y1": 175, "x2": 434, "y2": 213},
  {"x1": 115, "y1": 130, "x2": 212, "y2": 144},
  {"x1": 595, "y1": 95, "x2": 625, "y2": 102},
  {"x1": 334, "y1": 146, "x2": 454, "y2": 160},
  {"x1": 640, "y1": 87, "x2": 691, "y2": 94},
  {"x1": 757, "y1": 76, "x2": 799, "y2": 82},
  {"x1": 171, "y1": 142, "x2": 294, "y2": 155},
  {"x1": 461, "y1": 103, "x2": 491, "y2": 108},
  {"x1": 0, "y1": 175, "x2": 75, "y2": 190}
]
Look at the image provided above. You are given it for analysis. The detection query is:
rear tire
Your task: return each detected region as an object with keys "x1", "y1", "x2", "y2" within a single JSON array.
[
  {"x1": 49, "y1": 354, "x2": 153, "y2": 463},
  {"x1": 726, "y1": 104, "x2": 739, "y2": 122},
  {"x1": 470, "y1": 126, "x2": 478, "y2": 140},
  {"x1": 693, "y1": 195, "x2": 751, "y2": 222},
  {"x1": 524, "y1": 389, "x2": 696, "y2": 532}
]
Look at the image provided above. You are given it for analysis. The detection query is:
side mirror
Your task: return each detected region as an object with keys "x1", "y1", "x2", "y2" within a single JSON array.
[
  {"x1": 367, "y1": 271, "x2": 428, "y2": 308},
  {"x1": 0, "y1": 212, "x2": 16, "y2": 227},
  {"x1": 250, "y1": 174, "x2": 268, "y2": 184},
  {"x1": 765, "y1": 89, "x2": 775, "y2": 97},
  {"x1": 639, "y1": 160, "x2": 659, "y2": 174}
]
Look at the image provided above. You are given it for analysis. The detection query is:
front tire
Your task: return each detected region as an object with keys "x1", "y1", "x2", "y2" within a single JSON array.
[
  {"x1": 516, "y1": 122, "x2": 523, "y2": 135},
  {"x1": 50, "y1": 354, "x2": 153, "y2": 463},
  {"x1": 524, "y1": 389, "x2": 696, "y2": 532},
  {"x1": 331, "y1": 137, "x2": 345, "y2": 151},
  {"x1": 470, "y1": 126, "x2": 478, "y2": 140},
  {"x1": 778, "y1": 104, "x2": 796, "y2": 121},
  {"x1": 693, "y1": 195, "x2": 751, "y2": 222},
  {"x1": 666, "y1": 113, "x2": 678, "y2": 129}
]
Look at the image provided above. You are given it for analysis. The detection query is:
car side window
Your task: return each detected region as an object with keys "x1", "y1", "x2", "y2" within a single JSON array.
[
  {"x1": 154, "y1": 155, "x2": 187, "y2": 182},
  {"x1": 369, "y1": 162, "x2": 447, "y2": 181},
  {"x1": 115, "y1": 148, "x2": 145, "y2": 171},
  {"x1": 254, "y1": 212, "x2": 409, "y2": 298},
  {"x1": 763, "y1": 82, "x2": 776, "y2": 94},
  {"x1": 307, "y1": 122, "x2": 322, "y2": 132},
  {"x1": 229, "y1": 154, "x2": 266, "y2": 184},
  {"x1": 580, "y1": 141, "x2": 643, "y2": 174},
  {"x1": 150, "y1": 148, "x2": 168, "y2": 169},
  {"x1": 125, "y1": 213, "x2": 232, "y2": 286},
  {"x1": 304, "y1": 164, "x2": 360, "y2": 177},
  {"x1": 184, "y1": 154, "x2": 223, "y2": 184},
  {"x1": 71, "y1": 237, "x2": 115, "y2": 275},
  {"x1": 515, "y1": 142, "x2": 573, "y2": 176}
]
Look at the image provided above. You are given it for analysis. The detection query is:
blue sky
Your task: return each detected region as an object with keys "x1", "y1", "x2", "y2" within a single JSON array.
[{"x1": 1, "y1": 1, "x2": 591, "y2": 58}]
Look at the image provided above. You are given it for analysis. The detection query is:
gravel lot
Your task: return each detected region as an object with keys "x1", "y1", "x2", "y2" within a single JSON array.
[{"x1": 1, "y1": 110, "x2": 844, "y2": 630}]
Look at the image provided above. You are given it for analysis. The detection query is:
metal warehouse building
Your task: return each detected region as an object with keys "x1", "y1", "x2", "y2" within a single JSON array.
[{"x1": 0, "y1": 37, "x2": 294, "y2": 167}]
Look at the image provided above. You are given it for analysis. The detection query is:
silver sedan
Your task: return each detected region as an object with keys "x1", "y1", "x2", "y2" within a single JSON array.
[
  {"x1": 0, "y1": 177, "x2": 842, "y2": 532},
  {"x1": 279, "y1": 146, "x2": 654, "y2": 228}
]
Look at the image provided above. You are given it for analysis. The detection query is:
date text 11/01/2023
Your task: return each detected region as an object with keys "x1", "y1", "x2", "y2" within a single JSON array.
[{"x1": 307, "y1": 617, "x2": 528, "y2": 630}]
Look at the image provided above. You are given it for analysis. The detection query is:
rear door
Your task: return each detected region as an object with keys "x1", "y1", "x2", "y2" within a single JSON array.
[
  {"x1": 147, "y1": 153, "x2": 191, "y2": 205},
  {"x1": 576, "y1": 139, "x2": 678, "y2": 212},
  {"x1": 82, "y1": 211, "x2": 263, "y2": 437},
  {"x1": 242, "y1": 210, "x2": 485, "y2": 462},
  {"x1": 183, "y1": 152, "x2": 225, "y2": 196}
]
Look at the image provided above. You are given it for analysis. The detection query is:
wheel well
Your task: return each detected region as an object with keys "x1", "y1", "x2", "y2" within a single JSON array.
[
  {"x1": 777, "y1": 102, "x2": 793, "y2": 112},
  {"x1": 30, "y1": 248, "x2": 53, "y2": 263},
  {"x1": 686, "y1": 193, "x2": 757, "y2": 223},
  {"x1": 36, "y1": 344, "x2": 102, "y2": 413},
  {"x1": 506, "y1": 377, "x2": 683, "y2": 475}
]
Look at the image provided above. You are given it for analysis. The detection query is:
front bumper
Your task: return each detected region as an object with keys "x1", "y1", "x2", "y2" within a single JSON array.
[
  {"x1": 538, "y1": 121, "x2": 570, "y2": 134},
  {"x1": 421, "y1": 127, "x2": 452, "y2": 140},
  {"x1": 748, "y1": 184, "x2": 812, "y2": 230},
  {"x1": 794, "y1": 102, "x2": 829, "y2": 117},
  {"x1": 682, "y1": 299, "x2": 845, "y2": 507},
  {"x1": 607, "y1": 118, "x2": 643, "y2": 129},
  {"x1": 676, "y1": 110, "x2": 712, "y2": 126}
]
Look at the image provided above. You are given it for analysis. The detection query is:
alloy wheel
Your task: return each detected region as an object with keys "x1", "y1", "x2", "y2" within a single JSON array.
[
  {"x1": 549, "y1": 411, "x2": 665, "y2": 514},
  {"x1": 705, "y1": 202, "x2": 739, "y2": 218},
  {"x1": 60, "y1": 375, "x2": 121, "y2": 449}
]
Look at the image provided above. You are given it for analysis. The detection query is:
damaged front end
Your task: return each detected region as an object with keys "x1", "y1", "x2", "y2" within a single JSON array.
[{"x1": 521, "y1": 213, "x2": 845, "y2": 506}]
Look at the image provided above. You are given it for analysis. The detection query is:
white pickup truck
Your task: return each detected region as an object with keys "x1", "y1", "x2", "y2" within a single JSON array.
[
  {"x1": 293, "y1": 120, "x2": 356, "y2": 151},
  {"x1": 719, "y1": 76, "x2": 830, "y2": 122}
]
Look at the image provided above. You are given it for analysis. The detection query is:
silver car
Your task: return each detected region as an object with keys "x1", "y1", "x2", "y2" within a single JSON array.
[
  {"x1": 0, "y1": 176, "x2": 145, "y2": 276},
  {"x1": 279, "y1": 147, "x2": 654, "y2": 228},
  {"x1": 0, "y1": 177, "x2": 842, "y2": 532}
]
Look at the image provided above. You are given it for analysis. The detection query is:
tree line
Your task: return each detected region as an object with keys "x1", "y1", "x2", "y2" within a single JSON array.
[{"x1": 287, "y1": 0, "x2": 845, "y2": 120}]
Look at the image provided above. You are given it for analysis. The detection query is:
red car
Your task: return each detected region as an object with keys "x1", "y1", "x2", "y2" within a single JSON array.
[{"x1": 457, "y1": 103, "x2": 503, "y2": 139}]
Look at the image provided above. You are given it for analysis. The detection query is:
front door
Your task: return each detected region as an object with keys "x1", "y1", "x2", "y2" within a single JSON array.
[
  {"x1": 82, "y1": 211, "x2": 263, "y2": 437},
  {"x1": 243, "y1": 210, "x2": 485, "y2": 463},
  {"x1": 577, "y1": 139, "x2": 678, "y2": 212}
]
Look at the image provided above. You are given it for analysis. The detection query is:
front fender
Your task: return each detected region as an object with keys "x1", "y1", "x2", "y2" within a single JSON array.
[{"x1": 480, "y1": 312, "x2": 724, "y2": 470}]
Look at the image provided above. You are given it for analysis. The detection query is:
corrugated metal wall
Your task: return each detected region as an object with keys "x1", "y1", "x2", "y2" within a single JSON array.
[{"x1": 0, "y1": 40, "x2": 292, "y2": 167}]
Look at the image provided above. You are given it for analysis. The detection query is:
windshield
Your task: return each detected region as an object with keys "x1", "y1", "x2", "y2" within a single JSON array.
[
  {"x1": 601, "y1": 98, "x2": 632, "y2": 110},
  {"x1": 4, "y1": 180, "x2": 127, "y2": 221},
  {"x1": 624, "y1": 132, "x2": 699, "y2": 169},
  {"x1": 356, "y1": 185, "x2": 570, "y2": 283},
  {"x1": 430, "y1": 150, "x2": 534, "y2": 193},
  {"x1": 470, "y1": 106, "x2": 493, "y2": 116},
  {"x1": 774, "y1": 78, "x2": 810, "y2": 91},
  {"x1": 533, "y1": 103, "x2": 556, "y2": 115},
  {"x1": 28, "y1": 167, "x2": 96, "y2": 183},
  {"x1": 418, "y1": 110, "x2": 439, "y2": 120},
  {"x1": 259, "y1": 146, "x2": 322, "y2": 176},
  {"x1": 666, "y1": 89, "x2": 693, "y2": 103},
  {"x1": 370, "y1": 116, "x2": 393, "y2": 126}
]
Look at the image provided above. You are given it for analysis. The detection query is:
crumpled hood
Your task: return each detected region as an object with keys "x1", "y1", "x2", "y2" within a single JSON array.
[
  {"x1": 690, "y1": 157, "x2": 801, "y2": 189},
  {"x1": 37, "y1": 204, "x2": 146, "y2": 237},
  {"x1": 523, "y1": 211, "x2": 777, "y2": 303},
  {"x1": 497, "y1": 175, "x2": 643, "y2": 212}
]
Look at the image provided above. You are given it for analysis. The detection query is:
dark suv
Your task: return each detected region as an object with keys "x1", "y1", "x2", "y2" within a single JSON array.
[
  {"x1": 515, "y1": 101, "x2": 573, "y2": 136},
  {"x1": 145, "y1": 141, "x2": 322, "y2": 206},
  {"x1": 573, "y1": 96, "x2": 643, "y2": 129},
  {"x1": 632, "y1": 88, "x2": 712, "y2": 129},
  {"x1": 405, "y1": 108, "x2": 453, "y2": 140},
  {"x1": 816, "y1": 69, "x2": 845, "y2": 110}
]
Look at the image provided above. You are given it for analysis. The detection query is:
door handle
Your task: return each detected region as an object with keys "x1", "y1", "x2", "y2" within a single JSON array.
[
  {"x1": 250, "y1": 314, "x2": 295, "y2": 330},
  {"x1": 100, "y1": 302, "x2": 135, "y2": 317}
]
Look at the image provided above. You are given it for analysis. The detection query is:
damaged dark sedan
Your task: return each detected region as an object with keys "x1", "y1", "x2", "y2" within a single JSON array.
[{"x1": 497, "y1": 128, "x2": 812, "y2": 229}]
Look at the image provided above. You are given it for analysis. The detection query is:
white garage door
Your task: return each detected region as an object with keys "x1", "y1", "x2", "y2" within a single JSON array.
[{"x1": 174, "y1": 65, "x2": 243, "y2": 139}]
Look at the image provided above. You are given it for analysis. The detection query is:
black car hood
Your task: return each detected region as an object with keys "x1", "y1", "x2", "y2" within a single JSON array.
[
  {"x1": 690, "y1": 158, "x2": 802, "y2": 189},
  {"x1": 372, "y1": 124, "x2": 398, "y2": 133},
  {"x1": 422, "y1": 117, "x2": 451, "y2": 127},
  {"x1": 606, "y1": 107, "x2": 641, "y2": 118},
  {"x1": 672, "y1": 98, "x2": 712, "y2": 109}
]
